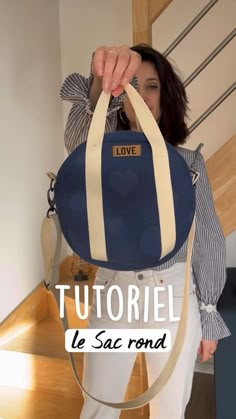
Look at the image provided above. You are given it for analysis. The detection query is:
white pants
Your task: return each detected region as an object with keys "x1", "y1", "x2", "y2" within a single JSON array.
[{"x1": 80, "y1": 263, "x2": 202, "y2": 419}]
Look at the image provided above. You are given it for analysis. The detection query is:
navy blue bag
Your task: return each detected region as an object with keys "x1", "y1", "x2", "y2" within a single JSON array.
[{"x1": 54, "y1": 84, "x2": 195, "y2": 270}]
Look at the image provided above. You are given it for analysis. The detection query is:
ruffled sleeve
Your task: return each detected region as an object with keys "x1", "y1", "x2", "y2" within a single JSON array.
[
  {"x1": 60, "y1": 71, "x2": 123, "y2": 154},
  {"x1": 60, "y1": 54, "x2": 137, "y2": 154},
  {"x1": 192, "y1": 150, "x2": 231, "y2": 340}
]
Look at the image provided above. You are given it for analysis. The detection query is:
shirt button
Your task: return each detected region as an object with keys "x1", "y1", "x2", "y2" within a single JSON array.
[{"x1": 137, "y1": 274, "x2": 144, "y2": 280}]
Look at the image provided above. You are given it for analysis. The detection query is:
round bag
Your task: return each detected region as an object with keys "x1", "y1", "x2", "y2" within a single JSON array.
[{"x1": 54, "y1": 84, "x2": 195, "y2": 270}]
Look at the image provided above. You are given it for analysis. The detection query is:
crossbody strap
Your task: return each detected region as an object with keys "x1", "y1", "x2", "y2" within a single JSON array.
[{"x1": 41, "y1": 212, "x2": 195, "y2": 410}]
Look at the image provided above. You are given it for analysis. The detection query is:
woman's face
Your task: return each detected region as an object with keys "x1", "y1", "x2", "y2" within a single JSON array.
[{"x1": 123, "y1": 61, "x2": 161, "y2": 130}]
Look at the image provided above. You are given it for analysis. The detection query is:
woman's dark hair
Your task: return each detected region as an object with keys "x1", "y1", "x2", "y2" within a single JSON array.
[{"x1": 117, "y1": 44, "x2": 189, "y2": 146}]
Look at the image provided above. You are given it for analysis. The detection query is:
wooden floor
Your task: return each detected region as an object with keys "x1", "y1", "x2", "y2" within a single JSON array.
[
  {"x1": 0, "y1": 372, "x2": 215, "y2": 419},
  {"x1": 0, "y1": 374, "x2": 215, "y2": 419}
]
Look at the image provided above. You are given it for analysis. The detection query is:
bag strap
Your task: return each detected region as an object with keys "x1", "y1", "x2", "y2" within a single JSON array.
[
  {"x1": 85, "y1": 83, "x2": 176, "y2": 262},
  {"x1": 41, "y1": 211, "x2": 195, "y2": 410}
]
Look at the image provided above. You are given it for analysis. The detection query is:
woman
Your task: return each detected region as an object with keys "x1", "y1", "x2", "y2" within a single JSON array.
[{"x1": 60, "y1": 45, "x2": 230, "y2": 419}]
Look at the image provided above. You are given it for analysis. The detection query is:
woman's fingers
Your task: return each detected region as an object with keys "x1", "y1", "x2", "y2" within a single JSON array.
[
  {"x1": 92, "y1": 46, "x2": 106, "y2": 77},
  {"x1": 197, "y1": 341, "x2": 202, "y2": 355},
  {"x1": 110, "y1": 86, "x2": 124, "y2": 97},
  {"x1": 120, "y1": 51, "x2": 142, "y2": 87},
  {"x1": 198, "y1": 339, "x2": 218, "y2": 363},
  {"x1": 92, "y1": 45, "x2": 141, "y2": 94},
  {"x1": 102, "y1": 48, "x2": 122, "y2": 92},
  {"x1": 107, "y1": 46, "x2": 131, "y2": 91}
]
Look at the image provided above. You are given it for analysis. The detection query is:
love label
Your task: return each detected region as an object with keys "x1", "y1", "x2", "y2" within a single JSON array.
[{"x1": 112, "y1": 145, "x2": 141, "y2": 157}]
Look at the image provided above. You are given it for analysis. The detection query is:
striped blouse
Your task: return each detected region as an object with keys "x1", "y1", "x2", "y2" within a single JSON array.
[{"x1": 60, "y1": 71, "x2": 231, "y2": 341}]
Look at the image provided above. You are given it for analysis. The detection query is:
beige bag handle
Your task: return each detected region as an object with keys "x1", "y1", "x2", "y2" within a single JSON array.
[
  {"x1": 41, "y1": 211, "x2": 195, "y2": 410},
  {"x1": 85, "y1": 83, "x2": 176, "y2": 262}
]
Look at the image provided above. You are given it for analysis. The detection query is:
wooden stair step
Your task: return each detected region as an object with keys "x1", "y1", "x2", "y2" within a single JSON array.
[
  {"x1": 0, "y1": 349, "x2": 83, "y2": 398},
  {"x1": 121, "y1": 411, "x2": 148, "y2": 418},
  {"x1": 0, "y1": 319, "x2": 144, "y2": 376},
  {"x1": 0, "y1": 322, "x2": 147, "y2": 401},
  {"x1": 0, "y1": 386, "x2": 147, "y2": 419},
  {"x1": 0, "y1": 348, "x2": 145, "y2": 398},
  {"x1": 0, "y1": 319, "x2": 82, "y2": 360},
  {"x1": 0, "y1": 386, "x2": 82, "y2": 419}
]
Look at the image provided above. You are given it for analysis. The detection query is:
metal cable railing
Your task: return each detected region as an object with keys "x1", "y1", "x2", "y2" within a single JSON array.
[
  {"x1": 161, "y1": 0, "x2": 235, "y2": 133},
  {"x1": 184, "y1": 29, "x2": 236, "y2": 87},
  {"x1": 189, "y1": 82, "x2": 236, "y2": 133},
  {"x1": 163, "y1": 0, "x2": 219, "y2": 57}
]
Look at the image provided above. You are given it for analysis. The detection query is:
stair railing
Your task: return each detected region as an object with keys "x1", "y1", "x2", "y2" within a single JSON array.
[
  {"x1": 161, "y1": 0, "x2": 235, "y2": 134},
  {"x1": 189, "y1": 82, "x2": 236, "y2": 133},
  {"x1": 163, "y1": 0, "x2": 219, "y2": 57}
]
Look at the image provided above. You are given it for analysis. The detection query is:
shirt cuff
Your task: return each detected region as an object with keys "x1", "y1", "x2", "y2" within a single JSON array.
[
  {"x1": 199, "y1": 301, "x2": 231, "y2": 340},
  {"x1": 88, "y1": 50, "x2": 138, "y2": 112},
  {"x1": 60, "y1": 53, "x2": 138, "y2": 115}
]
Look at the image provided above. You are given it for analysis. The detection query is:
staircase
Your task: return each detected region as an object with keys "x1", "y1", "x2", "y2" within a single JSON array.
[{"x1": 0, "y1": 258, "x2": 149, "y2": 419}]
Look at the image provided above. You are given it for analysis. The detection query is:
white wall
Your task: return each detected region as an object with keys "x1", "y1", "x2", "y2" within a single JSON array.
[
  {"x1": 59, "y1": 0, "x2": 133, "y2": 123},
  {"x1": 59, "y1": 0, "x2": 132, "y2": 79},
  {"x1": 0, "y1": 0, "x2": 65, "y2": 322}
]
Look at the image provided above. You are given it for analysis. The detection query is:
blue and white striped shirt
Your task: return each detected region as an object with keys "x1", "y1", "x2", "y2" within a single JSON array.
[{"x1": 60, "y1": 71, "x2": 230, "y2": 341}]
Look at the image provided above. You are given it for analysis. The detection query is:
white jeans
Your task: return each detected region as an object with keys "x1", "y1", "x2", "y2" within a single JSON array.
[{"x1": 80, "y1": 263, "x2": 202, "y2": 419}]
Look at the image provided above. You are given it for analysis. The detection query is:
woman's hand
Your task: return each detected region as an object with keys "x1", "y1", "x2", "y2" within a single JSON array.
[
  {"x1": 198, "y1": 339, "x2": 218, "y2": 363},
  {"x1": 92, "y1": 45, "x2": 142, "y2": 97}
]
